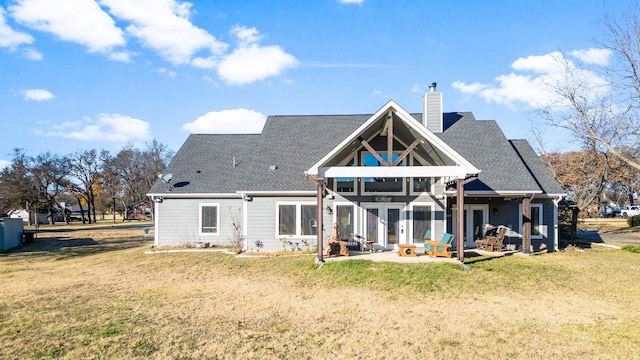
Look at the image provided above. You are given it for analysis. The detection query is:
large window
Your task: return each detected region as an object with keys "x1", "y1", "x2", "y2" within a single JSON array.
[
  {"x1": 199, "y1": 203, "x2": 219, "y2": 235},
  {"x1": 412, "y1": 204, "x2": 433, "y2": 244},
  {"x1": 276, "y1": 203, "x2": 318, "y2": 237},
  {"x1": 362, "y1": 153, "x2": 404, "y2": 194}
]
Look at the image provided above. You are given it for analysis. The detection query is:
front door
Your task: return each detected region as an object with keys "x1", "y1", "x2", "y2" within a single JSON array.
[
  {"x1": 363, "y1": 203, "x2": 405, "y2": 249},
  {"x1": 452, "y1": 205, "x2": 489, "y2": 248}
]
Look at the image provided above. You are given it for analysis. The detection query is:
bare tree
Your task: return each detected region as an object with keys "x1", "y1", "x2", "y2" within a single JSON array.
[
  {"x1": 102, "y1": 140, "x2": 172, "y2": 220},
  {"x1": 542, "y1": 150, "x2": 609, "y2": 217},
  {"x1": 27, "y1": 152, "x2": 72, "y2": 225},
  {"x1": 539, "y1": 9, "x2": 640, "y2": 169},
  {"x1": 69, "y1": 149, "x2": 101, "y2": 223}
]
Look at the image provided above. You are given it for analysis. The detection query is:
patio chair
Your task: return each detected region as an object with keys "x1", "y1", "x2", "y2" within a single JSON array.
[
  {"x1": 475, "y1": 226, "x2": 507, "y2": 252},
  {"x1": 424, "y1": 233, "x2": 454, "y2": 258}
]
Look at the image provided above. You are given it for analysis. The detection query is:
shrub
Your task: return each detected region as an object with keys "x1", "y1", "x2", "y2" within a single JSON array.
[
  {"x1": 621, "y1": 244, "x2": 640, "y2": 253},
  {"x1": 628, "y1": 215, "x2": 640, "y2": 227}
]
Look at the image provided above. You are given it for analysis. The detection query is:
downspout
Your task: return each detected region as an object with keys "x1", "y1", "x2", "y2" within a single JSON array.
[
  {"x1": 151, "y1": 196, "x2": 161, "y2": 247},
  {"x1": 553, "y1": 196, "x2": 561, "y2": 252},
  {"x1": 305, "y1": 175, "x2": 325, "y2": 265},
  {"x1": 456, "y1": 178, "x2": 465, "y2": 262}
]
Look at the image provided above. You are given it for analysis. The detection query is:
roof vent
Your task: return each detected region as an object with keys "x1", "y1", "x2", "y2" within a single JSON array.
[{"x1": 269, "y1": 165, "x2": 278, "y2": 171}]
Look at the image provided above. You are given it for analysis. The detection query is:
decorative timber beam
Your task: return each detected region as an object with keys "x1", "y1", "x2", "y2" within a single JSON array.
[
  {"x1": 393, "y1": 138, "x2": 424, "y2": 166},
  {"x1": 357, "y1": 136, "x2": 388, "y2": 166}
]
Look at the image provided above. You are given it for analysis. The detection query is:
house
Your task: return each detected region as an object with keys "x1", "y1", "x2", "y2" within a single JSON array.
[{"x1": 148, "y1": 85, "x2": 565, "y2": 261}]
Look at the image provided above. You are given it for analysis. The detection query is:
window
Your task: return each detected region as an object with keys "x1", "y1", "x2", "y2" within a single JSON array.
[
  {"x1": 276, "y1": 203, "x2": 318, "y2": 237},
  {"x1": 199, "y1": 203, "x2": 219, "y2": 235},
  {"x1": 335, "y1": 157, "x2": 356, "y2": 194},
  {"x1": 411, "y1": 157, "x2": 433, "y2": 194},
  {"x1": 335, "y1": 204, "x2": 355, "y2": 241},
  {"x1": 362, "y1": 153, "x2": 404, "y2": 194},
  {"x1": 531, "y1": 204, "x2": 542, "y2": 237},
  {"x1": 412, "y1": 204, "x2": 432, "y2": 244},
  {"x1": 519, "y1": 203, "x2": 543, "y2": 239}
]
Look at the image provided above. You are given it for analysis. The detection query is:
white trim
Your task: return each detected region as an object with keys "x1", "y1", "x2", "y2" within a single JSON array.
[
  {"x1": 198, "y1": 203, "x2": 220, "y2": 236},
  {"x1": 153, "y1": 199, "x2": 160, "y2": 247},
  {"x1": 306, "y1": 100, "x2": 480, "y2": 177},
  {"x1": 320, "y1": 166, "x2": 468, "y2": 179},
  {"x1": 148, "y1": 193, "x2": 242, "y2": 199},
  {"x1": 239, "y1": 191, "x2": 316, "y2": 196},
  {"x1": 275, "y1": 201, "x2": 318, "y2": 238}
]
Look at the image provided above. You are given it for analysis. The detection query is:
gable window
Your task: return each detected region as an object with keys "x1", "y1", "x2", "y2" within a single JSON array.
[
  {"x1": 362, "y1": 153, "x2": 405, "y2": 194},
  {"x1": 276, "y1": 203, "x2": 317, "y2": 237},
  {"x1": 335, "y1": 157, "x2": 356, "y2": 194},
  {"x1": 199, "y1": 203, "x2": 219, "y2": 235}
]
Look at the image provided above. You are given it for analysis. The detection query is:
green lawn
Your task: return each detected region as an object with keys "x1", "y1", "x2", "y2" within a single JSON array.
[{"x1": 1, "y1": 227, "x2": 639, "y2": 359}]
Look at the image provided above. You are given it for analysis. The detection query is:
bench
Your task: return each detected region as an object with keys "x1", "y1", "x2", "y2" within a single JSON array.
[{"x1": 398, "y1": 244, "x2": 417, "y2": 257}]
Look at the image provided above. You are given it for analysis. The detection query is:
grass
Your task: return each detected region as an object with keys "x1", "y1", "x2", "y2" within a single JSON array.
[{"x1": 1, "y1": 223, "x2": 640, "y2": 359}]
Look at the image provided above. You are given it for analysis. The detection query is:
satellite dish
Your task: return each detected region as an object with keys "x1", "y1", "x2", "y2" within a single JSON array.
[{"x1": 161, "y1": 173, "x2": 173, "y2": 183}]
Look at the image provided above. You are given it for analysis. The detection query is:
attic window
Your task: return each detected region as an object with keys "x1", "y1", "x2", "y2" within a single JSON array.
[{"x1": 269, "y1": 165, "x2": 278, "y2": 171}]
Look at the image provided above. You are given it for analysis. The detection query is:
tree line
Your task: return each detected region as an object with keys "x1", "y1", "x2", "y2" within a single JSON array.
[
  {"x1": 0, "y1": 140, "x2": 173, "y2": 225},
  {"x1": 543, "y1": 148, "x2": 640, "y2": 218}
]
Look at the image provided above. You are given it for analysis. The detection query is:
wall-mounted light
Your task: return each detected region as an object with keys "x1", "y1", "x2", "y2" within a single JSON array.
[
  {"x1": 493, "y1": 207, "x2": 499, "y2": 216},
  {"x1": 326, "y1": 205, "x2": 333, "y2": 215}
]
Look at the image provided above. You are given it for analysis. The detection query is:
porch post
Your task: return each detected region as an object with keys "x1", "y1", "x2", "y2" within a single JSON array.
[
  {"x1": 522, "y1": 195, "x2": 532, "y2": 255},
  {"x1": 316, "y1": 181, "x2": 324, "y2": 263},
  {"x1": 456, "y1": 178, "x2": 465, "y2": 262}
]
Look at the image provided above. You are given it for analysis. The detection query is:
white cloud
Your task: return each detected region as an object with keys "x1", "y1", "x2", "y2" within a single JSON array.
[
  {"x1": 0, "y1": 160, "x2": 10, "y2": 170},
  {"x1": 10, "y1": 0, "x2": 125, "y2": 53},
  {"x1": 155, "y1": 67, "x2": 177, "y2": 79},
  {"x1": 100, "y1": 0, "x2": 227, "y2": 65},
  {"x1": 0, "y1": 6, "x2": 34, "y2": 49},
  {"x1": 451, "y1": 81, "x2": 489, "y2": 94},
  {"x1": 24, "y1": 88, "x2": 54, "y2": 101},
  {"x1": 22, "y1": 47, "x2": 42, "y2": 60},
  {"x1": 452, "y1": 50, "x2": 610, "y2": 109},
  {"x1": 217, "y1": 25, "x2": 298, "y2": 85},
  {"x1": 183, "y1": 108, "x2": 266, "y2": 133},
  {"x1": 338, "y1": 0, "x2": 364, "y2": 4},
  {"x1": 569, "y1": 48, "x2": 612, "y2": 66},
  {"x1": 35, "y1": 113, "x2": 152, "y2": 142},
  {"x1": 108, "y1": 51, "x2": 132, "y2": 62}
]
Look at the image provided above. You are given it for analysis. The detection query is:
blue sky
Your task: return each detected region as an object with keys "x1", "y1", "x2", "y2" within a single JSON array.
[{"x1": 0, "y1": 0, "x2": 629, "y2": 169}]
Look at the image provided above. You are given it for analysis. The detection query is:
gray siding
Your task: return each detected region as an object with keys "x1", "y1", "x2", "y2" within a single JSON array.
[{"x1": 156, "y1": 198, "x2": 243, "y2": 247}]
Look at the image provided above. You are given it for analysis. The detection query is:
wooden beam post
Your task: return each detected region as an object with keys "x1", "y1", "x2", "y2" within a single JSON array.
[
  {"x1": 456, "y1": 178, "x2": 465, "y2": 262},
  {"x1": 522, "y1": 195, "x2": 532, "y2": 255},
  {"x1": 316, "y1": 180, "x2": 325, "y2": 263},
  {"x1": 387, "y1": 112, "x2": 393, "y2": 166}
]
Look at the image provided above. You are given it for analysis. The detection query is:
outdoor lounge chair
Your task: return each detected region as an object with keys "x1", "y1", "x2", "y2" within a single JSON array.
[
  {"x1": 424, "y1": 233, "x2": 454, "y2": 258},
  {"x1": 475, "y1": 226, "x2": 507, "y2": 252}
]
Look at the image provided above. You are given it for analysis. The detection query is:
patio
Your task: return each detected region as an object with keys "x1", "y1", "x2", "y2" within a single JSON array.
[{"x1": 322, "y1": 248, "x2": 519, "y2": 264}]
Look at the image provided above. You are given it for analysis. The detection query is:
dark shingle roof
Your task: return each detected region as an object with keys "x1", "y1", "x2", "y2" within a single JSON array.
[
  {"x1": 149, "y1": 111, "x2": 563, "y2": 196},
  {"x1": 436, "y1": 113, "x2": 543, "y2": 192}
]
